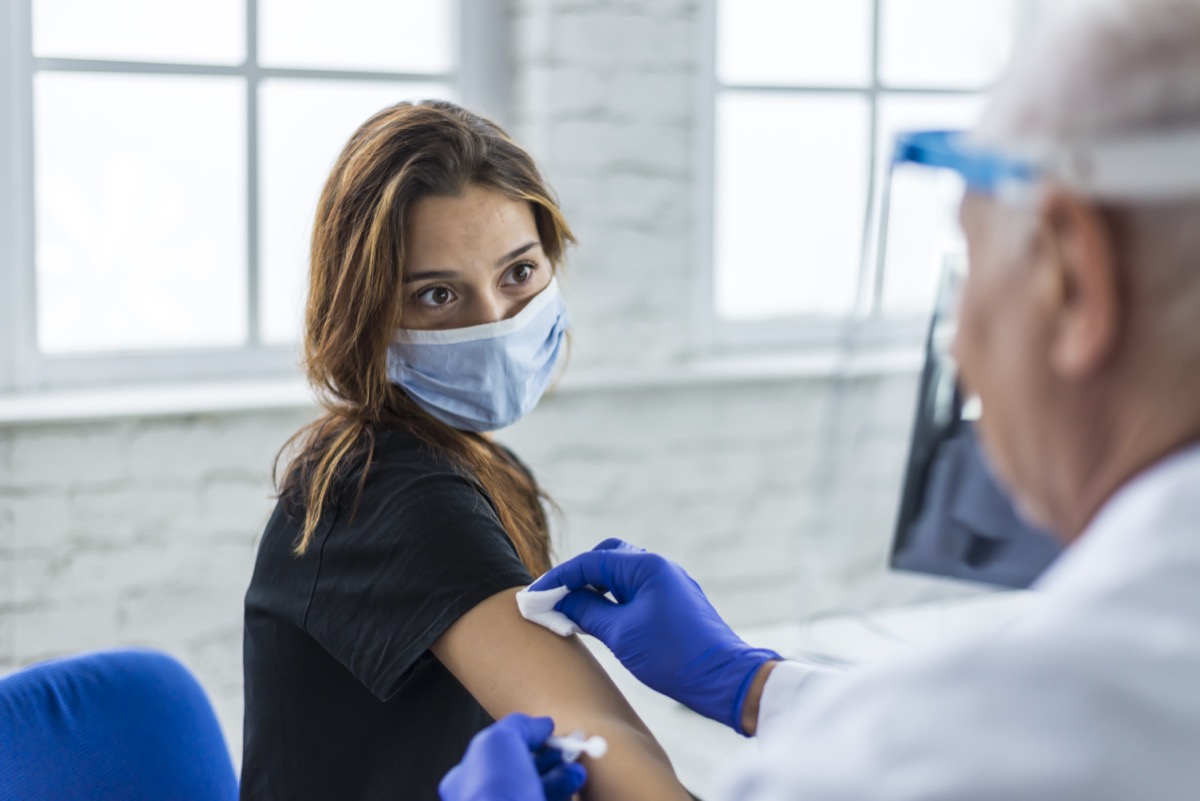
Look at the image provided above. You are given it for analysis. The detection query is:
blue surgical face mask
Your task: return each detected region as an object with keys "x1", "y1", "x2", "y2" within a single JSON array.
[{"x1": 386, "y1": 278, "x2": 570, "y2": 432}]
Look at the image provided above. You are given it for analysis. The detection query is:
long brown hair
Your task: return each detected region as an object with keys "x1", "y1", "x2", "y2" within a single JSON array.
[{"x1": 276, "y1": 100, "x2": 575, "y2": 576}]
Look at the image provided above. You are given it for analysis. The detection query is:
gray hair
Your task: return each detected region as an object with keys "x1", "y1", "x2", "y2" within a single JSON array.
[
  {"x1": 981, "y1": 0, "x2": 1200, "y2": 140},
  {"x1": 978, "y1": 0, "x2": 1200, "y2": 347}
]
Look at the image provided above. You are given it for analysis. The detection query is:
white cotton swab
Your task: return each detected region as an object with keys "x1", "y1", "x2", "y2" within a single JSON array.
[{"x1": 545, "y1": 732, "x2": 609, "y2": 762}]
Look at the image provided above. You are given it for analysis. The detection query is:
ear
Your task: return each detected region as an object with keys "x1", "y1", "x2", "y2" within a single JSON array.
[{"x1": 1035, "y1": 189, "x2": 1122, "y2": 378}]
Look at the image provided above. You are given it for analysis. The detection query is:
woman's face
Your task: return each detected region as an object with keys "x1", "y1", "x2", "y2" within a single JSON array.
[{"x1": 401, "y1": 184, "x2": 552, "y2": 331}]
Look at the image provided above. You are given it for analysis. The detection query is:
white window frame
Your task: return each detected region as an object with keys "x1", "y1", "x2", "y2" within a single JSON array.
[
  {"x1": 0, "y1": 0, "x2": 509, "y2": 393},
  {"x1": 695, "y1": 0, "x2": 1013, "y2": 353}
]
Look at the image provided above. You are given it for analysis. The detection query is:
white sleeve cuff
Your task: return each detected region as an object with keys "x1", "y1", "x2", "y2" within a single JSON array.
[{"x1": 756, "y1": 660, "x2": 837, "y2": 742}]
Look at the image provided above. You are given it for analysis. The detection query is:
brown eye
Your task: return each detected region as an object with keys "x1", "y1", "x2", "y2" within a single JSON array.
[
  {"x1": 505, "y1": 262, "x2": 537, "y2": 286},
  {"x1": 416, "y1": 286, "x2": 456, "y2": 307}
]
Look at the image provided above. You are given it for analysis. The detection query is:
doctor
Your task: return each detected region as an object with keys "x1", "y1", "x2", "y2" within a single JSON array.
[{"x1": 440, "y1": 0, "x2": 1200, "y2": 798}]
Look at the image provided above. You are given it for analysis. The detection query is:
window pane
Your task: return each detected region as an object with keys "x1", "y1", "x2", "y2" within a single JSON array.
[
  {"x1": 717, "y1": 0, "x2": 872, "y2": 87},
  {"x1": 879, "y1": 165, "x2": 966, "y2": 317},
  {"x1": 872, "y1": 95, "x2": 984, "y2": 316},
  {"x1": 258, "y1": 0, "x2": 453, "y2": 73},
  {"x1": 714, "y1": 93, "x2": 870, "y2": 321},
  {"x1": 33, "y1": 0, "x2": 244, "y2": 64},
  {"x1": 259, "y1": 81, "x2": 453, "y2": 344},
  {"x1": 880, "y1": 0, "x2": 1016, "y2": 88},
  {"x1": 35, "y1": 73, "x2": 247, "y2": 354}
]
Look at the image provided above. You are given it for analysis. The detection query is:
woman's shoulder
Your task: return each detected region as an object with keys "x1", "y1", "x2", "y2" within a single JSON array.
[
  {"x1": 344, "y1": 426, "x2": 486, "y2": 510},
  {"x1": 364, "y1": 426, "x2": 463, "y2": 479},
  {"x1": 325, "y1": 430, "x2": 518, "y2": 559}
]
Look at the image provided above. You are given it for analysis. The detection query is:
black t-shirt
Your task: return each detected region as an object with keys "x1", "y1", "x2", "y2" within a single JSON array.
[{"x1": 240, "y1": 429, "x2": 534, "y2": 801}]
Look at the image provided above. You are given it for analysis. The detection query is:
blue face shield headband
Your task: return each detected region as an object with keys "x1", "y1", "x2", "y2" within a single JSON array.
[
  {"x1": 892, "y1": 128, "x2": 1200, "y2": 202},
  {"x1": 386, "y1": 278, "x2": 570, "y2": 433}
]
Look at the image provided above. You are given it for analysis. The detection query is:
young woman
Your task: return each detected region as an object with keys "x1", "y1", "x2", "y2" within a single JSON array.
[{"x1": 240, "y1": 101, "x2": 691, "y2": 801}]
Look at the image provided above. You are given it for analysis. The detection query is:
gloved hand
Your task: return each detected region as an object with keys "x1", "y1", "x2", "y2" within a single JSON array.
[
  {"x1": 530, "y1": 539, "x2": 780, "y2": 734},
  {"x1": 439, "y1": 714, "x2": 588, "y2": 801}
]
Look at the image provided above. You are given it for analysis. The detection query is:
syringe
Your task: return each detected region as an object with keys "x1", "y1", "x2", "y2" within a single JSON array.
[{"x1": 545, "y1": 732, "x2": 608, "y2": 763}]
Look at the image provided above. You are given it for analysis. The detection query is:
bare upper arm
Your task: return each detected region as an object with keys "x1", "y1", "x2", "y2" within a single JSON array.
[{"x1": 431, "y1": 585, "x2": 691, "y2": 801}]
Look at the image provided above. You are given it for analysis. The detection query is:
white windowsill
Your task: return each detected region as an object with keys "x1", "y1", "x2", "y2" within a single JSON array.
[
  {"x1": 560, "y1": 346, "x2": 922, "y2": 393},
  {"x1": 0, "y1": 346, "x2": 923, "y2": 427},
  {"x1": 0, "y1": 378, "x2": 318, "y2": 426}
]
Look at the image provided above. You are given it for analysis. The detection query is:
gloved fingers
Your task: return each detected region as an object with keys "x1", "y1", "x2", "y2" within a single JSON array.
[
  {"x1": 530, "y1": 550, "x2": 621, "y2": 593},
  {"x1": 528, "y1": 563, "x2": 567, "y2": 592},
  {"x1": 586, "y1": 539, "x2": 635, "y2": 596},
  {"x1": 555, "y1": 587, "x2": 620, "y2": 638},
  {"x1": 441, "y1": 721, "x2": 534, "y2": 801},
  {"x1": 490, "y1": 713, "x2": 556, "y2": 749},
  {"x1": 568, "y1": 540, "x2": 643, "y2": 596},
  {"x1": 685, "y1": 572, "x2": 710, "y2": 597},
  {"x1": 439, "y1": 715, "x2": 554, "y2": 801},
  {"x1": 533, "y1": 745, "x2": 565, "y2": 774},
  {"x1": 541, "y1": 762, "x2": 588, "y2": 801}
]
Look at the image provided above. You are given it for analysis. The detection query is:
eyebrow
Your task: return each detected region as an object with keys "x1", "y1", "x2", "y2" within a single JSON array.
[
  {"x1": 404, "y1": 242, "x2": 542, "y2": 283},
  {"x1": 496, "y1": 241, "x2": 540, "y2": 267}
]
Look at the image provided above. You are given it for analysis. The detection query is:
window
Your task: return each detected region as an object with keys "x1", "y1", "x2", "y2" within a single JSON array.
[
  {"x1": 0, "y1": 0, "x2": 505, "y2": 391},
  {"x1": 703, "y1": 0, "x2": 1020, "y2": 347}
]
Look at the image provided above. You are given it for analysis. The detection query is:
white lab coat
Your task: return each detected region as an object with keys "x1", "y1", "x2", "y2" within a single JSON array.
[{"x1": 725, "y1": 444, "x2": 1200, "y2": 800}]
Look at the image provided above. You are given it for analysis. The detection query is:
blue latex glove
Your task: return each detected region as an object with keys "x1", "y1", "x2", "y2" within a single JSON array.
[
  {"x1": 530, "y1": 539, "x2": 781, "y2": 734},
  {"x1": 439, "y1": 714, "x2": 588, "y2": 801}
]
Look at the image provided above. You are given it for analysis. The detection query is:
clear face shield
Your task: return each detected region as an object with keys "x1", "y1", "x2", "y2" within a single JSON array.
[
  {"x1": 879, "y1": 132, "x2": 1069, "y2": 587},
  {"x1": 889, "y1": 126, "x2": 1200, "y2": 588}
]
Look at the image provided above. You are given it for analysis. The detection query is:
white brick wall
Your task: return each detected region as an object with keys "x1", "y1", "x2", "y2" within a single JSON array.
[
  {"x1": 512, "y1": 0, "x2": 698, "y2": 369},
  {"x1": 0, "y1": 0, "x2": 980, "y2": 764},
  {"x1": 0, "y1": 411, "x2": 311, "y2": 756}
]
